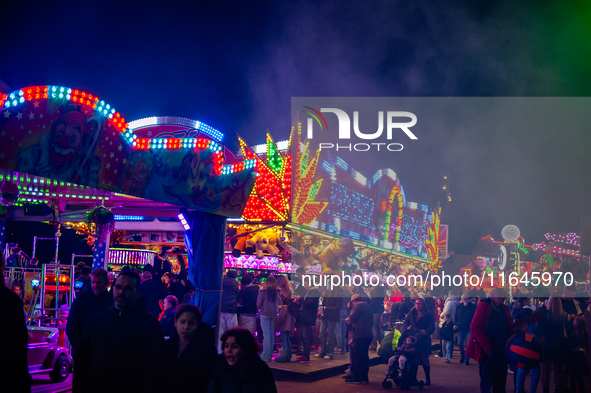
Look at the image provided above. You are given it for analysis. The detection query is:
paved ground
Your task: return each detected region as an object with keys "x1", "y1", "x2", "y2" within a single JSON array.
[
  {"x1": 34, "y1": 352, "x2": 590, "y2": 392},
  {"x1": 31, "y1": 374, "x2": 71, "y2": 393},
  {"x1": 276, "y1": 356, "x2": 591, "y2": 393}
]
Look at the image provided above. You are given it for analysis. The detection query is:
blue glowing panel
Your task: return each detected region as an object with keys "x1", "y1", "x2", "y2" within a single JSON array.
[
  {"x1": 397, "y1": 215, "x2": 429, "y2": 253},
  {"x1": 321, "y1": 159, "x2": 334, "y2": 174},
  {"x1": 328, "y1": 183, "x2": 374, "y2": 227},
  {"x1": 178, "y1": 213, "x2": 190, "y2": 230},
  {"x1": 342, "y1": 229, "x2": 361, "y2": 240},
  {"x1": 362, "y1": 235, "x2": 378, "y2": 244},
  {"x1": 326, "y1": 224, "x2": 340, "y2": 234},
  {"x1": 335, "y1": 156, "x2": 349, "y2": 172},
  {"x1": 114, "y1": 215, "x2": 148, "y2": 221}
]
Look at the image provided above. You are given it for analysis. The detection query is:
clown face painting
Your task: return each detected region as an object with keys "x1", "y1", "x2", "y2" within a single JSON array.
[
  {"x1": 15, "y1": 106, "x2": 104, "y2": 187},
  {"x1": 50, "y1": 110, "x2": 88, "y2": 172}
]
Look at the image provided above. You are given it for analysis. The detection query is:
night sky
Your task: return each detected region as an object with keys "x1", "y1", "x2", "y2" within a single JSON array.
[{"x1": 2, "y1": 1, "x2": 591, "y2": 254}]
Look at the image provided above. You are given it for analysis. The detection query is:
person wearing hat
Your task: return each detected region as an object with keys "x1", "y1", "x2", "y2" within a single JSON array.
[
  {"x1": 454, "y1": 294, "x2": 477, "y2": 365},
  {"x1": 345, "y1": 294, "x2": 373, "y2": 384}
]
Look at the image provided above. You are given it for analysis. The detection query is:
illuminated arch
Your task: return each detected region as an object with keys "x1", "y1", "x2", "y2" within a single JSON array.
[
  {"x1": 2, "y1": 85, "x2": 129, "y2": 136},
  {"x1": 0, "y1": 85, "x2": 256, "y2": 216},
  {"x1": 128, "y1": 116, "x2": 225, "y2": 142}
]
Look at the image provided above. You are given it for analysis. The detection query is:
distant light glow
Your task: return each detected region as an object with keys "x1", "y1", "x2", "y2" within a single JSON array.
[{"x1": 501, "y1": 225, "x2": 520, "y2": 242}]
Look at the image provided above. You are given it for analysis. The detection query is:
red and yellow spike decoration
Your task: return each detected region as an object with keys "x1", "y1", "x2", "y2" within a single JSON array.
[
  {"x1": 425, "y1": 208, "x2": 441, "y2": 267},
  {"x1": 384, "y1": 183, "x2": 404, "y2": 243},
  {"x1": 292, "y1": 122, "x2": 328, "y2": 225},
  {"x1": 240, "y1": 134, "x2": 291, "y2": 221}
]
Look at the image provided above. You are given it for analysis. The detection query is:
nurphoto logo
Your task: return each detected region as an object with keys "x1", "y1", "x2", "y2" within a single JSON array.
[{"x1": 302, "y1": 106, "x2": 418, "y2": 152}]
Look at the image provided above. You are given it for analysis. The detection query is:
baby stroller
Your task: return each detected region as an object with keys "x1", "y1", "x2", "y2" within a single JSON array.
[{"x1": 382, "y1": 330, "x2": 425, "y2": 390}]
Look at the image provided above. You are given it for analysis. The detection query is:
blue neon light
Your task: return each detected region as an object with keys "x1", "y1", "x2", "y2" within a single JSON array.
[{"x1": 114, "y1": 215, "x2": 148, "y2": 221}]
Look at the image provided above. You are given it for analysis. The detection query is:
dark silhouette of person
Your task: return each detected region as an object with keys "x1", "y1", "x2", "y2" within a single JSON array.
[
  {"x1": 66, "y1": 268, "x2": 113, "y2": 356},
  {"x1": 162, "y1": 304, "x2": 217, "y2": 393},
  {"x1": 140, "y1": 271, "x2": 167, "y2": 317},
  {"x1": 73, "y1": 271, "x2": 164, "y2": 393},
  {"x1": 468, "y1": 288, "x2": 515, "y2": 393},
  {"x1": 207, "y1": 328, "x2": 277, "y2": 393},
  {"x1": 0, "y1": 251, "x2": 31, "y2": 392}
]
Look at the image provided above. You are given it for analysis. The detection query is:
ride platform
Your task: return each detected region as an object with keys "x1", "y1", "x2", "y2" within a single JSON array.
[{"x1": 269, "y1": 350, "x2": 382, "y2": 382}]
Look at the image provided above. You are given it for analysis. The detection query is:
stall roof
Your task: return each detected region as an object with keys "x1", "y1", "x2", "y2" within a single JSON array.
[
  {"x1": 0, "y1": 169, "x2": 180, "y2": 223},
  {"x1": 0, "y1": 85, "x2": 256, "y2": 217}
]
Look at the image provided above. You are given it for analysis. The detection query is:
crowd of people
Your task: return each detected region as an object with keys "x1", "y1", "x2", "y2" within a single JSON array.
[
  {"x1": 3, "y1": 250, "x2": 591, "y2": 393},
  {"x1": 2, "y1": 255, "x2": 279, "y2": 393},
  {"x1": 221, "y1": 275, "x2": 591, "y2": 392}
]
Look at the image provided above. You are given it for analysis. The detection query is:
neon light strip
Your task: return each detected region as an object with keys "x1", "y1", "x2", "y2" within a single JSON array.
[
  {"x1": 543, "y1": 232, "x2": 580, "y2": 247},
  {"x1": 128, "y1": 116, "x2": 224, "y2": 142},
  {"x1": 221, "y1": 159, "x2": 256, "y2": 175},
  {"x1": 1, "y1": 86, "x2": 128, "y2": 135},
  {"x1": 178, "y1": 213, "x2": 190, "y2": 230},
  {"x1": 114, "y1": 215, "x2": 147, "y2": 221},
  {"x1": 1, "y1": 88, "x2": 226, "y2": 151},
  {"x1": 252, "y1": 140, "x2": 289, "y2": 154}
]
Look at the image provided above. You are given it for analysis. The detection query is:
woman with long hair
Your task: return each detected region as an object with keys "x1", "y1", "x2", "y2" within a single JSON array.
[
  {"x1": 435, "y1": 298, "x2": 444, "y2": 321},
  {"x1": 207, "y1": 328, "x2": 277, "y2": 393},
  {"x1": 535, "y1": 296, "x2": 569, "y2": 393},
  {"x1": 402, "y1": 297, "x2": 436, "y2": 386},
  {"x1": 257, "y1": 275, "x2": 280, "y2": 361},
  {"x1": 277, "y1": 274, "x2": 292, "y2": 303},
  {"x1": 274, "y1": 297, "x2": 297, "y2": 362},
  {"x1": 162, "y1": 304, "x2": 217, "y2": 393}
]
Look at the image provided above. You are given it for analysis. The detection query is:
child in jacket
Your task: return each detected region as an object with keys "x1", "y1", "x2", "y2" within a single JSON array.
[
  {"x1": 274, "y1": 297, "x2": 297, "y2": 362},
  {"x1": 440, "y1": 314, "x2": 455, "y2": 363}
]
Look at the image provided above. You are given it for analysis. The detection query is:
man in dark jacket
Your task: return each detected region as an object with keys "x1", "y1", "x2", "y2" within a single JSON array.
[
  {"x1": 218, "y1": 270, "x2": 239, "y2": 352},
  {"x1": 0, "y1": 252, "x2": 30, "y2": 392},
  {"x1": 73, "y1": 271, "x2": 164, "y2": 393},
  {"x1": 296, "y1": 281, "x2": 320, "y2": 362},
  {"x1": 316, "y1": 290, "x2": 341, "y2": 360},
  {"x1": 140, "y1": 271, "x2": 167, "y2": 318},
  {"x1": 454, "y1": 294, "x2": 477, "y2": 365},
  {"x1": 346, "y1": 294, "x2": 374, "y2": 384},
  {"x1": 468, "y1": 288, "x2": 515, "y2": 393},
  {"x1": 66, "y1": 268, "x2": 114, "y2": 357},
  {"x1": 237, "y1": 273, "x2": 259, "y2": 335},
  {"x1": 396, "y1": 292, "x2": 414, "y2": 320}
]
